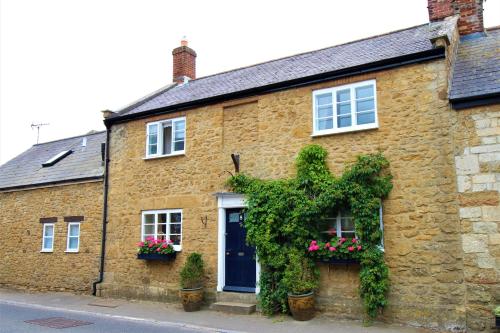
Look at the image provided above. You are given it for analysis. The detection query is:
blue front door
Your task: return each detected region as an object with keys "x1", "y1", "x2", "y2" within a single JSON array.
[{"x1": 224, "y1": 208, "x2": 256, "y2": 292}]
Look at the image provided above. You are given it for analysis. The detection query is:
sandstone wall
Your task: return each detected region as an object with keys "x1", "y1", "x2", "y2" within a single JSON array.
[
  {"x1": 0, "y1": 181, "x2": 103, "y2": 293},
  {"x1": 102, "y1": 59, "x2": 466, "y2": 330},
  {"x1": 453, "y1": 105, "x2": 500, "y2": 332}
]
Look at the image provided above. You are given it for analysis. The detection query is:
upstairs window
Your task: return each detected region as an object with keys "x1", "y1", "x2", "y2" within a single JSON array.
[
  {"x1": 41, "y1": 223, "x2": 54, "y2": 252},
  {"x1": 146, "y1": 117, "x2": 185, "y2": 158},
  {"x1": 66, "y1": 222, "x2": 80, "y2": 252},
  {"x1": 313, "y1": 80, "x2": 378, "y2": 135},
  {"x1": 142, "y1": 210, "x2": 182, "y2": 251}
]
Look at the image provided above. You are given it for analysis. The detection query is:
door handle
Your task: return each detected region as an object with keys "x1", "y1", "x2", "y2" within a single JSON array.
[
  {"x1": 238, "y1": 252, "x2": 244, "y2": 256},
  {"x1": 226, "y1": 252, "x2": 230, "y2": 255}
]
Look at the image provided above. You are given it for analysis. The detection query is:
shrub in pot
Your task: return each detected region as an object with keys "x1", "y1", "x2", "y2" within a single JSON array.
[
  {"x1": 494, "y1": 306, "x2": 500, "y2": 328},
  {"x1": 179, "y1": 252, "x2": 205, "y2": 312},
  {"x1": 283, "y1": 249, "x2": 319, "y2": 321}
]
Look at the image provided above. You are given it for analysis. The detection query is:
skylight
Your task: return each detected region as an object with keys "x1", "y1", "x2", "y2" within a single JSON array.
[{"x1": 42, "y1": 150, "x2": 73, "y2": 167}]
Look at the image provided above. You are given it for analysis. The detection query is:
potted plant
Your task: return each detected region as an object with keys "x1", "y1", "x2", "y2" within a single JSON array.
[
  {"x1": 494, "y1": 306, "x2": 500, "y2": 328},
  {"x1": 283, "y1": 249, "x2": 319, "y2": 321},
  {"x1": 137, "y1": 237, "x2": 176, "y2": 261},
  {"x1": 179, "y1": 252, "x2": 205, "y2": 312}
]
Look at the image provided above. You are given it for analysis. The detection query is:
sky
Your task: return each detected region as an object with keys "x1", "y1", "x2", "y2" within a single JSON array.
[{"x1": 0, "y1": 0, "x2": 499, "y2": 164}]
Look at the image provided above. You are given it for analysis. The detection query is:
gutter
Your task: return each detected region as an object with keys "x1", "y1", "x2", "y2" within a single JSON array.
[
  {"x1": 105, "y1": 47, "x2": 446, "y2": 126},
  {"x1": 92, "y1": 125, "x2": 111, "y2": 296},
  {"x1": 450, "y1": 92, "x2": 500, "y2": 110}
]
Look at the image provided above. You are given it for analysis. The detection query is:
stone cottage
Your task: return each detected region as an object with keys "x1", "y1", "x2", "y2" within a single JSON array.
[
  {"x1": 0, "y1": 0, "x2": 498, "y2": 331},
  {"x1": 0, "y1": 131, "x2": 105, "y2": 292}
]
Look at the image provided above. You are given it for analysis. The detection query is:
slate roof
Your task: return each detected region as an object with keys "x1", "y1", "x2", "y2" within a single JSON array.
[
  {"x1": 113, "y1": 19, "x2": 457, "y2": 119},
  {"x1": 0, "y1": 131, "x2": 105, "y2": 190},
  {"x1": 449, "y1": 27, "x2": 500, "y2": 101}
]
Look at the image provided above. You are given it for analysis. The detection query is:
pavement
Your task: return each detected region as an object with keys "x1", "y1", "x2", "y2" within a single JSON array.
[{"x1": 0, "y1": 288, "x2": 434, "y2": 333}]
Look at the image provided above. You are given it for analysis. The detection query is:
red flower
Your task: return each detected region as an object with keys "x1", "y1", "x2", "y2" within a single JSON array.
[
  {"x1": 325, "y1": 242, "x2": 331, "y2": 248},
  {"x1": 357, "y1": 245, "x2": 362, "y2": 251},
  {"x1": 352, "y1": 238, "x2": 357, "y2": 243},
  {"x1": 348, "y1": 246, "x2": 354, "y2": 252},
  {"x1": 148, "y1": 243, "x2": 153, "y2": 248}
]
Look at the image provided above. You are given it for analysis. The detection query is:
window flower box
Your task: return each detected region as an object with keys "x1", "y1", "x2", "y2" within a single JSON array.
[
  {"x1": 137, "y1": 252, "x2": 177, "y2": 261},
  {"x1": 307, "y1": 238, "x2": 363, "y2": 264},
  {"x1": 316, "y1": 257, "x2": 359, "y2": 265},
  {"x1": 137, "y1": 237, "x2": 177, "y2": 261}
]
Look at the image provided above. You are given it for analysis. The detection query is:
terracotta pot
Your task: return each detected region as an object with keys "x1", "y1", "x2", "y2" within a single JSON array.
[
  {"x1": 288, "y1": 291, "x2": 315, "y2": 321},
  {"x1": 180, "y1": 287, "x2": 203, "y2": 312}
]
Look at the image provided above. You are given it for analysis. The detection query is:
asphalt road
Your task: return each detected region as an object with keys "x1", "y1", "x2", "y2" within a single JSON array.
[{"x1": 0, "y1": 302, "x2": 209, "y2": 333}]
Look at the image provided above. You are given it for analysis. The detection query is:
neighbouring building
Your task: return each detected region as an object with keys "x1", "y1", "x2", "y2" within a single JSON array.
[
  {"x1": 0, "y1": 131, "x2": 105, "y2": 293},
  {"x1": 0, "y1": 0, "x2": 498, "y2": 332}
]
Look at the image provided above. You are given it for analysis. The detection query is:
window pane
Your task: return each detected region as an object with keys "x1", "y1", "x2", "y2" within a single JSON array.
[
  {"x1": 338, "y1": 116, "x2": 351, "y2": 128},
  {"x1": 356, "y1": 85, "x2": 374, "y2": 99},
  {"x1": 170, "y1": 235, "x2": 181, "y2": 245},
  {"x1": 68, "y1": 237, "x2": 79, "y2": 249},
  {"x1": 317, "y1": 105, "x2": 333, "y2": 118},
  {"x1": 171, "y1": 213, "x2": 182, "y2": 223},
  {"x1": 148, "y1": 124, "x2": 158, "y2": 134},
  {"x1": 158, "y1": 214, "x2": 167, "y2": 224},
  {"x1": 44, "y1": 225, "x2": 54, "y2": 237},
  {"x1": 174, "y1": 120, "x2": 185, "y2": 131},
  {"x1": 316, "y1": 93, "x2": 332, "y2": 106},
  {"x1": 336, "y1": 89, "x2": 350, "y2": 102},
  {"x1": 342, "y1": 231, "x2": 356, "y2": 239},
  {"x1": 144, "y1": 224, "x2": 154, "y2": 234},
  {"x1": 157, "y1": 224, "x2": 167, "y2": 235},
  {"x1": 69, "y1": 224, "x2": 79, "y2": 236},
  {"x1": 170, "y1": 223, "x2": 182, "y2": 234},
  {"x1": 356, "y1": 99, "x2": 374, "y2": 112},
  {"x1": 148, "y1": 134, "x2": 157, "y2": 145},
  {"x1": 44, "y1": 237, "x2": 53, "y2": 249},
  {"x1": 357, "y1": 112, "x2": 375, "y2": 125},
  {"x1": 341, "y1": 217, "x2": 355, "y2": 232},
  {"x1": 318, "y1": 118, "x2": 333, "y2": 130},
  {"x1": 174, "y1": 141, "x2": 184, "y2": 151},
  {"x1": 174, "y1": 129, "x2": 185, "y2": 141},
  {"x1": 228, "y1": 212, "x2": 240, "y2": 223},
  {"x1": 337, "y1": 103, "x2": 351, "y2": 115},
  {"x1": 163, "y1": 126, "x2": 172, "y2": 155},
  {"x1": 144, "y1": 214, "x2": 155, "y2": 224},
  {"x1": 148, "y1": 144, "x2": 157, "y2": 155}
]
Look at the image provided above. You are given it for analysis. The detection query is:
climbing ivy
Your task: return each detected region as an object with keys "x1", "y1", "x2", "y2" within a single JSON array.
[{"x1": 227, "y1": 144, "x2": 392, "y2": 319}]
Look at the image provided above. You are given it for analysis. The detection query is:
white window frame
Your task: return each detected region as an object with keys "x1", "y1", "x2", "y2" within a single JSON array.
[
  {"x1": 145, "y1": 117, "x2": 186, "y2": 158},
  {"x1": 41, "y1": 223, "x2": 55, "y2": 252},
  {"x1": 324, "y1": 206, "x2": 384, "y2": 249},
  {"x1": 312, "y1": 79, "x2": 378, "y2": 136},
  {"x1": 141, "y1": 209, "x2": 182, "y2": 251},
  {"x1": 66, "y1": 222, "x2": 80, "y2": 253}
]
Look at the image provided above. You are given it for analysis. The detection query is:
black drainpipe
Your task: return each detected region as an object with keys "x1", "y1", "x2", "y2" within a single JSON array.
[{"x1": 92, "y1": 125, "x2": 111, "y2": 296}]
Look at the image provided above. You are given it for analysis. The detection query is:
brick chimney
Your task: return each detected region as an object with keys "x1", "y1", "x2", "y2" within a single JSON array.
[
  {"x1": 172, "y1": 39, "x2": 196, "y2": 84},
  {"x1": 428, "y1": 0, "x2": 484, "y2": 35}
]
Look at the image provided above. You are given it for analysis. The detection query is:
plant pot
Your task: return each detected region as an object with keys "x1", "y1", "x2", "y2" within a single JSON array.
[
  {"x1": 137, "y1": 252, "x2": 177, "y2": 261},
  {"x1": 496, "y1": 315, "x2": 500, "y2": 328},
  {"x1": 180, "y1": 287, "x2": 203, "y2": 312},
  {"x1": 288, "y1": 291, "x2": 315, "y2": 321}
]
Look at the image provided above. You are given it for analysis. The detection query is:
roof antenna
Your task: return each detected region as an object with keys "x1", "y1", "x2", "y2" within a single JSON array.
[{"x1": 31, "y1": 122, "x2": 49, "y2": 144}]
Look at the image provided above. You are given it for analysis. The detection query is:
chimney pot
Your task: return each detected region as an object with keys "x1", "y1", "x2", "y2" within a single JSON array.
[{"x1": 172, "y1": 39, "x2": 197, "y2": 84}]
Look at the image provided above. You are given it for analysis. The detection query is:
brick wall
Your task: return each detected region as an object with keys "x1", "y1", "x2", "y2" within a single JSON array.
[{"x1": 0, "y1": 182, "x2": 103, "y2": 293}]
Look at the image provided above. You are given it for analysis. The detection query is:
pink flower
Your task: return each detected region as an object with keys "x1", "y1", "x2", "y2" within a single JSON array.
[
  {"x1": 329, "y1": 247, "x2": 336, "y2": 251},
  {"x1": 357, "y1": 245, "x2": 362, "y2": 251},
  {"x1": 348, "y1": 246, "x2": 354, "y2": 252},
  {"x1": 156, "y1": 248, "x2": 161, "y2": 252},
  {"x1": 136, "y1": 242, "x2": 144, "y2": 247},
  {"x1": 148, "y1": 243, "x2": 154, "y2": 248},
  {"x1": 325, "y1": 242, "x2": 331, "y2": 248},
  {"x1": 145, "y1": 236, "x2": 154, "y2": 241},
  {"x1": 351, "y1": 238, "x2": 357, "y2": 243},
  {"x1": 339, "y1": 238, "x2": 346, "y2": 244},
  {"x1": 161, "y1": 244, "x2": 168, "y2": 249}
]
